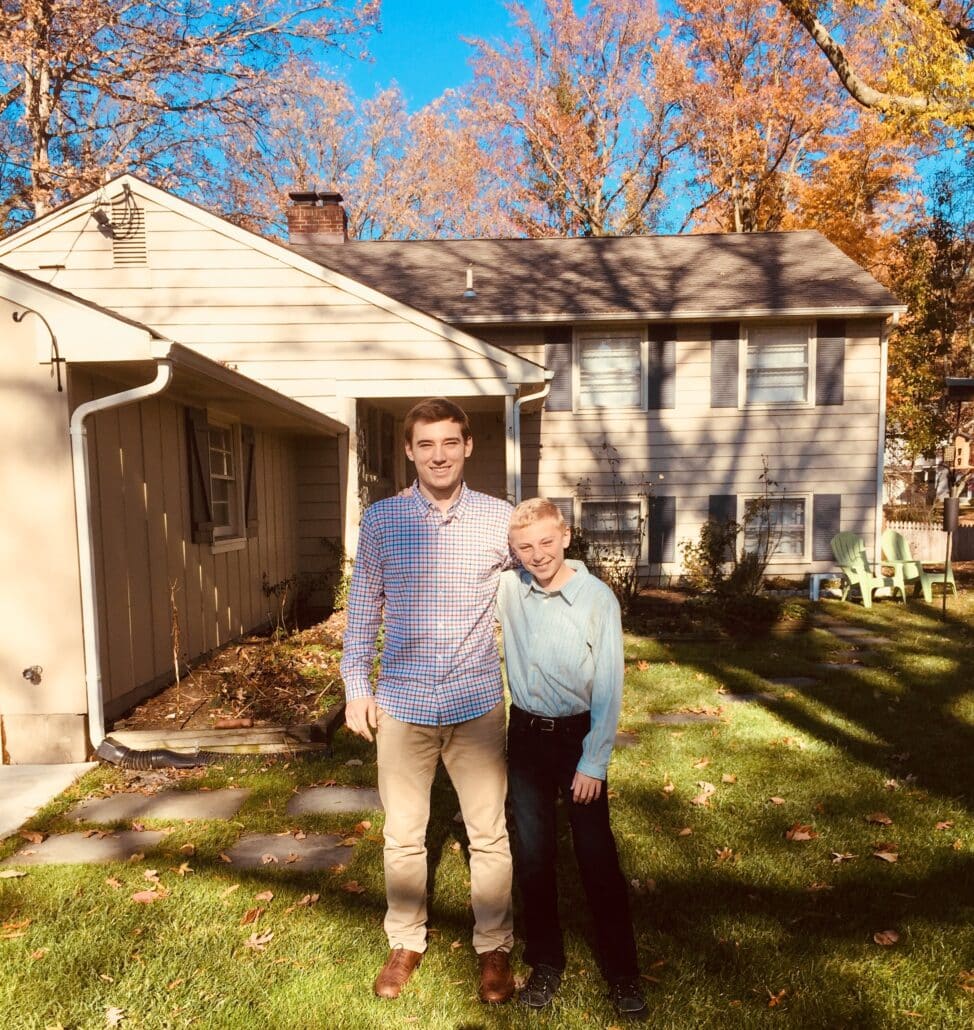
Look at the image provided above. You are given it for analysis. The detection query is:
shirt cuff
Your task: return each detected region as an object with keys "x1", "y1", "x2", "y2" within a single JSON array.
[
  {"x1": 576, "y1": 756, "x2": 608, "y2": 780},
  {"x1": 344, "y1": 679, "x2": 374, "y2": 702}
]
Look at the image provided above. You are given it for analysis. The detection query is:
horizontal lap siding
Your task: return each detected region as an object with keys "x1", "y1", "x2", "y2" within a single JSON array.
[
  {"x1": 526, "y1": 322, "x2": 882, "y2": 573},
  {"x1": 75, "y1": 370, "x2": 301, "y2": 717}
]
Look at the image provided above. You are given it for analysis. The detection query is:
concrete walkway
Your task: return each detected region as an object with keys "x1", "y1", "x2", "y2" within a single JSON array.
[{"x1": 0, "y1": 763, "x2": 96, "y2": 841}]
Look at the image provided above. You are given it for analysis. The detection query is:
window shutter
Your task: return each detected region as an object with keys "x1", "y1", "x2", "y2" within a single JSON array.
[
  {"x1": 709, "y1": 493, "x2": 737, "y2": 560},
  {"x1": 241, "y1": 425, "x2": 259, "y2": 536},
  {"x1": 710, "y1": 322, "x2": 740, "y2": 408},
  {"x1": 550, "y1": 496, "x2": 575, "y2": 529},
  {"x1": 185, "y1": 407, "x2": 215, "y2": 544},
  {"x1": 812, "y1": 493, "x2": 841, "y2": 560},
  {"x1": 544, "y1": 327, "x2": 573, "y2": 411},
  {"x1": 647, "y1": 326, "x2": 676, "y2": 410},
  {"x1": 647, "y1": 495, "x2": 676, "y2": 563},
  {"x1": 816, "y1": 319, "x2": 845, "y2": 406}
]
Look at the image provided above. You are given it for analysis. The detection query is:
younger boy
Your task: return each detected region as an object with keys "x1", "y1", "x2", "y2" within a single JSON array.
[{"x1": 496, "y1": 498, "x2": 646, "y2": 1020}]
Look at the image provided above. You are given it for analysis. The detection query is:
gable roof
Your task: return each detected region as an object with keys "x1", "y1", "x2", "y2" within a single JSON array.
[
  {"x1": 293, "y1": 231, "x2": 904, "y2": 325},
  {"x1": 0, "y1": 175, "x2": 545, "y2": 386}
]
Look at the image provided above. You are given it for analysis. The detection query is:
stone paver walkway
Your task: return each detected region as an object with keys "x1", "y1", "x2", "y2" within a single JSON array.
[
  {"x1": 287, "y1": 786, "x2": 381, "y2": 816},
  {"x1": 226, "y1": 832, "x2": 350, "y2": 870},
  {"x1": 3, "y1": 830, "x2": 167, "y2": 866},
  {"x1": 68, "y1": 788, "x2": 250, "y2": 824}
]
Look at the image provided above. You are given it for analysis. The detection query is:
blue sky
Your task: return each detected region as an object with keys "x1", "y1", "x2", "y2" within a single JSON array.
[{"x1": 336, "y1": 0, "x2": 521, "y2": 109}]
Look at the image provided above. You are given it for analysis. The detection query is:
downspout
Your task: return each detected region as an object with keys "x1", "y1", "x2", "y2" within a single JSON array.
[
  {"x1": 875, "y1": 316, "x2": 894, "y2": 563},
  {"x1": 70, "y1": 362, "x2": 173, "y2": 753},
  {"x1": 512, "y1": 373, "x2": 553, "y2": 505}
]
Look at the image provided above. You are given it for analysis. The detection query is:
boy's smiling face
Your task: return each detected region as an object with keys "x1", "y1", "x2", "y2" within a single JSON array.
[{"x1": 509, "y1": 516, "x2": 572, "y2": 591}]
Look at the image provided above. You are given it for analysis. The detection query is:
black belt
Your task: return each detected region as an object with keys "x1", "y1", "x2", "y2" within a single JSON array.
[{"x1": 510, "y1": 705, "x2": 590, "y2": 734}]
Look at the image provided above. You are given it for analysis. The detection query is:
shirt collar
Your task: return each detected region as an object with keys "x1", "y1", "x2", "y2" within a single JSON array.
[
  {"x1": 518, "y1": 559, "x2": 588, "y2": 603},
  {"x1": 409, "y1": 479, "x2": 470, "y2": 520}
]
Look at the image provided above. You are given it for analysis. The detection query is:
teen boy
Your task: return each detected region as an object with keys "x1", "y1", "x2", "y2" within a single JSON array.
[
  {"x1": 496, "y1": 497, "x2": 647, "y2": 1020},
  {"x1": 340, "y1": 398, "x2": 516, "y2": 1005}
]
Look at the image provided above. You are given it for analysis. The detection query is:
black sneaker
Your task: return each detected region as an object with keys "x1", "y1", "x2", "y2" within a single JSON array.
[
  {"x1": 609, "y1": 978, "x2": 648, "y2": 1020},
  {"x1": 519, "y1": 964, "x2": 563, "y2": 1009}
]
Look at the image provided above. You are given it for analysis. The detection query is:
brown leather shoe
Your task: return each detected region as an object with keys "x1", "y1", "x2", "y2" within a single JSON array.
[
  {"x1": 373, "y1": 948, "x2": 423, "y2": 999},
  {"x1": 478, "y1": 948, "x2": 515, "y2": 1004}
]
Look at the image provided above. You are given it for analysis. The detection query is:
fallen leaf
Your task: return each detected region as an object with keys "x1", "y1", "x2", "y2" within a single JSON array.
[
  {"x1": 172, "y1": 862, "x2": 193, "y2": 877},
  {"x1": 873, "y1": 850, "x2": 899, "y2": 863},
  {"x1": 105, "y1": 877, "x2": 123, "y2": 889},
  {"x1": 451, "y1": 939, "x2": 462, "y2": 950},
  {"x1": 341, "y1": 880, "x2": 367, "y2": 894},
  {"x1": 768, "y1": 988, "x2": 787, "y2": 1008},
  {"x1": 677, "y1": 827, "x2": 693, "y2": 837},
  {"x1": 692, "y1": 757, "x2": 710, "y2": 769},
  {"x1": 30, "y1": 948, "x2": 48, "y2": 960},
  {"x1": 319, "y1": 779, "x2": 338, "y2": 787},
  {"x1": 99, "y1": 974, "x2": 114, "y2": 983},
  {"x1": 285, "y1": 852, "x2": 301, "y2": 864},
  {"x1": 636, "y1": 660, "x2": 649, "y2": 671},
  {"x1": 254, "y1": 890, "x2": 274, "y2": 903},
  {"x1": 354, "y1": 820, "x2": 372, "y2": 834},
  {"x1": 260, "y1": 854, "x2": 278, "y2": 865},
  {"x1": 19, "y1": 830, "x2": 44, "y2": 844},
  {"x1": 873, "y1": 929, "x2": 900, "y2": 946},
  {"x1": 884, "y1": 779, "x2": 899, "y2": 791},
  {"x1": 105, "y1": 1007, "x2": 126, "y2": 1027},
  {"x1": 935, "y1": 821, "x2": 955, "y2": 831},
  {"x1": 769, "y1": 796, "x2": 786, "y2": 806},
  {"x1": 131, "y1": 821, "x2": 145, "y2": 832},
  {"x1": 143, "y1": 869, "x2": 161, "y2": 884},
  {"x1": 240, "y1": 907, "x2": 263, "y2": 926},
  {"x1": 830, "y1": 852, "x2": 856, "y2": 863},
  {"x1": 179, "y1": 843, "x2": 195, "y2": 855},
  {"x1": 785, "y1": 823, "x2": 818, "y2": 842},
  {"x1": 293, "y1": 830, "x2": 307, "y2": 841},
  {"x1": 243, "y1": 930, "x2": 274, "y2": 951},
  {"x1": 450, "y1": 841, "x2": 462, "y2": 852},
  {"x1": 866, "y1": 813, "x2": 893, "y2": 826},
  {"x1": 690, "y1": 782, "x2": 716, "y2": 806},
  {"x1": 952, "y1": 839, "x2": 964, "y2": 851},
  {"x1": 131, "y1": 889, "x2": 167, "y2": 904},
  {"x1": 721, "y1": 774, "x2": 737, "y2": 784},
  {"x1": 806, "y1": 882, "x2": 833, "y2": 892},
  {"x1": 715, "y1": 847, "x2": 734, "y2": 864},
  {"x1": 128, "y1": 853, "x2": 144, "y2": 863},
  {"x1": 166, "y1": 978, "x2": 184, "y2": 990},
  {"x1": 0, "y1": 870, "x2": 27, "y2": 879},
  {"x1": 296, "y1": 894, "x2": 319, "y2": 907},
  {"x1": 959, "y1": 970, "x2": 974, "y2": 994},
  {"x1": 218, "y1": 853, "x2": 233, "y2": 863},
  {"x1": 85, "y1": 829, "x2": 113, "y2": 839},
  {"x1": 214, "y1": 717, "x2": 253, "y2": 729},
  {"x1": 661, "y1": 782, "x2": 675, "y2": 794},
  {"x1": 221, "y1": 885, "x2": 240, "y2": 899},
  {"x1": 345, "y1": 759, "x2": 363, "y2": 767}
]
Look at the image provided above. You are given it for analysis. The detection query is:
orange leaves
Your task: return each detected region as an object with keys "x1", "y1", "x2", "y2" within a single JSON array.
[
  {"x1": 1, "y1": 917, "x2": 31, "y2": 940},
  {"x1": 341, "y1": 880, "x2": 367, "y2": 895},
  {"x1": 130, "y1": 888, "x2": 167, "y2": 904},
  {"x1": 866, "y1": 813, "x2": 893, "y2": 826},
  {"x1": 784, "y1": 823, "x2": 818, "y2": 842},
  {"x1": 690, "y1": 782, "x2": 716, "y2": 807},
  {"x1": 873, "y1": 930, "x2": 900, "y2": 946},
  {"x1": 243, "y1": 930, "x2": 274, "y2": 952}
]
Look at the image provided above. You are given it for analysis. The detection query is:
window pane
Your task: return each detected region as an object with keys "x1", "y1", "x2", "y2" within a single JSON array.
[
  {"x1": 581, "y1": 500, "x2": 641, "y2": 556},
  {"x1": 743, "y1": 498, "x2": 805, "y2": 557},
  {"x1": 579, "y1": 337, "x2": 641, "y2": 407},
  {"x1": 208, "y1": 426, "x2": 238, "y2": 532},
  {"x1": 746, "y1": 325, "x2": 809, "y2": 404}
]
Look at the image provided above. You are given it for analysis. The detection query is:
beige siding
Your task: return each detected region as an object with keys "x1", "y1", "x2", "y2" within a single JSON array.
[
  {"x1": 70, "y1": 368, "x2": 307, "y2": 718},
  {"x1": 0, "y1": 298, "x2": 88, "y2": 761},
  {"x1": 523, "y1": 319, "x2": 883, "y2": 575}
]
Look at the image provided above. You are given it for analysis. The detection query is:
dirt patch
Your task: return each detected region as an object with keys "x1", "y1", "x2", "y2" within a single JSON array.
[{"x1": 110, "y1": 611, "x2": 347, "y2": 733}]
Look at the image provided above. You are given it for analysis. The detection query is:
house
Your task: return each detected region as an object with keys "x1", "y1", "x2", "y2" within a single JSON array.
[{"x1": 0, "y1": 176, "x2": 904, "y2": 763}]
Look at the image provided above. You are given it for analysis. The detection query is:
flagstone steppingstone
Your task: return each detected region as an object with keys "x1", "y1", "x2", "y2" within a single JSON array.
[
  {"x1": 766, "y1": 677, "x2": 819, "y2": 688},
  {"x1": 67, "y1": 788, "x2": 250, "y2": 824},
  {"x1": 847, "y1": 635, "x2": 890, "y2": 647},
  {"x1": 826, "y1": 626, "x2": 889, "y2": 642},
  {"x1": 2, "y1": 830, "x2": 167, "y2": 867},
  {"x1": 614, "y1": 730, "x2": 640, "y2": 748},
  {"x1": 286, "y1": 786, "x2": 382, "y2": 817},
  {"x1": 226, "y1": 832, "x2": 349, "y2": 870},
  {"x1": 647, "y1": 712, "x2": 722, "y2": 725},
  {"x1": 719, "y1": 692, "x2": 778, "y2": 704}
]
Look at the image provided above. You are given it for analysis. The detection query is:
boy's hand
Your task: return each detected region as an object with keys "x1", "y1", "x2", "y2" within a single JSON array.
[
  {"x1": 345, "y1": 696, "x2": 378, "y2": 742},
  {"x1": 571, "y1": 771, "x2": 603, "y2": 804}
]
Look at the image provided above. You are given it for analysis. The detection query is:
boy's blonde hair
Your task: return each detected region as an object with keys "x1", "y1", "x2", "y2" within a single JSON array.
[{"x1": 509, "y1": 497, "x2": 566, "y2": 532}]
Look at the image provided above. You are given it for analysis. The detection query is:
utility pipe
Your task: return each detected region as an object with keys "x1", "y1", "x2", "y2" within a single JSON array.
[
  {"x1": 512, "y1": 374, "x2": 553, "y2": 504},
  {"x1": 70, "y1": 361, "x2": 173, "y2": 751}
]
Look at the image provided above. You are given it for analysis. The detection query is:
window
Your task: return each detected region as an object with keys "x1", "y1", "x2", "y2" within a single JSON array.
[
  {"x1": 576, "y1": 332, "x2": 644, "y2": 409},
  {"x1": 207, "y1": 423, "x2": 241, "y2": 537},
  {"x1": 743, "y1": 323, "x2": 812, "y2": 406},
  {"x1": 579, "y1": 497, "x2": 646, "y2": 561},
  {"x1": 740, "y1": 495, "x2": 809, "y2": 561}
]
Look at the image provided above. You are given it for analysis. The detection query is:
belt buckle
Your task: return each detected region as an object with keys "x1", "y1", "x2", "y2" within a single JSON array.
[{"x1": 537, "y1": 717, "x2": 555, "y2": 732}]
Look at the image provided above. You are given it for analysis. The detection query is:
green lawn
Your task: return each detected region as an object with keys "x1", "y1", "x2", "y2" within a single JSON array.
[{"x1": 2, "y1": 593, "x2": 974, "y2": 1029}]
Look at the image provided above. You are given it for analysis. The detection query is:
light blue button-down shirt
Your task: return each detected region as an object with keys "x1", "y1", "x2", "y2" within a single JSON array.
[{"x1": 496, "y1": 560, "x2": 624, "y2": 780}]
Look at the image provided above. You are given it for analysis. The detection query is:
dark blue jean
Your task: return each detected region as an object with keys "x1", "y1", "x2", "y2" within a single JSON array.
[{"x1": 507, "y1": 705, "x2": 639, "y2": 983}]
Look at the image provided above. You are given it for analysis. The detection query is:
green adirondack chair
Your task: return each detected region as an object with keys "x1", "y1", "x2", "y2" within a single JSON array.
[
  {"x1": 881, "y1": 529, "x2": 955, "y2": 602},
  {"x1": 830, "y1": 531, "x2": 902, "y2": 608}
]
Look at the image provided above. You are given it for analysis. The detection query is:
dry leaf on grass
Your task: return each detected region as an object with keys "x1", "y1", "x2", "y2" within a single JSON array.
[
  {"x1": 179, "y1": 843, "x2": 195, "y2": 855},
  {"x1": 767, "y1": 988, "x2": 787, "y2": 1007},
  {"x1": 240, "y1": 908, "x2": 263, "y2": 925},
  {"x1": 0, "y1": 870, "x2": 27, "y2": 879},
  {"x1": 105, "y1": 1007, "x2": 126, "y2": 1027},
  {"x1": 785, "y1": 823, "x2": 818, "y2": 842},
  {"x1": 221, "y1": 885, "x2": 240, "y2": 899},
  {"x1": 19, "y1": 830, "x2": 44, "y2": 844},
  {"x1": 260, "y1": 854, "x2": 278, "y2": 865},
  {"x1": 128, "y1": 853, "x2": 144, "y2": 863},
  {"x1": 677, "y1": 827, "x2": 693, "y2": 837},
  {"x1": 143, "y1": 869, "x2": 161, "y2": 884},
  {"x1": 255, "y1": 890, "x2": 274, "y2": 902},
  {"x1": 866, "y1": 813, "x2": 893, "y2": 826},
  {"x1": 105, "y1": 877, "x2": 123, "y2": 890},
  {"x1": 297, "y1": 893, "x2": 319, "y2": 907},
  {"x1": 354, "y1": 820, "x2": 372, "y2": 834},
  {"x1": 958, "y1": 970, "x2": 974, "y2": 994},
  {"x1": 243, "y1": 930, "x2": 274, "y2": 951},
  {"x1": 715, "y1": 847, "x2": 735, "y2": 864},
  {"x1": 721, "y1": 774, "x2": 737, "y2": 784},
  {"x1": 873, "y1": 930, "x2": 900, "y2": 946},
  {"x1": 690, "y1": 782, "x2": 716, "y2": 806},
  {"x1": 30, "y1": 948, "x2": 48, "y2": 960},
  {"x1": 130, "y1": 889, "x2": 167, "y2": 904},
  {"x1": 936, "y1": 821, "x2": 955, "y2": 831},
  {"x1": 692, "y1": 757, "x2": 710, "y2": 769},
  {"x1": 218, "y1": 853, "x2": 233, "y2": 863},
  {"x1": 873, "y1": 850, "x2": 899, "y2": 863},
  {"x1": 131, "y1": 822, "x2": 145, "y2": 832},
  {"x1": 769, "y1": 796, "x2": 786, "y2": 806},
  {"x1": 341, "y1": 880, "x2": 366, "y2": 894},
  {"x1": 172, "y1": 862, "x2": 193, "y2": 877},
  {"x1": 830, "y1": 852, "x2": 856, "y2": 863}
]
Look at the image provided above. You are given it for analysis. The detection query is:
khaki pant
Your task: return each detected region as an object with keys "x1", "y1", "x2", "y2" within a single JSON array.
[{"x1": 375, "y1": 701, "x2": 514, "y2": 954}]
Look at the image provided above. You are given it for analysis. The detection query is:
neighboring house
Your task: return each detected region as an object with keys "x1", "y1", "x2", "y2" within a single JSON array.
[{"x1": 0, "y1": 177, "x2": 904, "y2": 763}]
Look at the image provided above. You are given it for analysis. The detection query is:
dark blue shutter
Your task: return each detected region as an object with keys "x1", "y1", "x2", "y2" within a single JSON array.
[
  {"x1": 647, "y1": 325, "x2": 676, "y2": 410},
  {"x1": 813, "y1": 494, "x2": 841, "y2": 560},
  {"x1": 709, "y1": 493, "x2": 737, "y2": 559},
  {"x1": 647, "y1": 495, "x2": 676, "y2": 562},
  {"x1": 186, "y1": 407, "x2": 215, "y2": 544},
  {"x1": 816, "y1": 319, "x2": 845, "y2": 406},
  {"x1": 544, "y1": 327, "x2": 573, "y2": 411},
  {"x1": 710, "y1": 322, "x2": 740, "y2": 408},
  {"x1": 241, "y1": 424, "x2": 259, "y2": 537}
]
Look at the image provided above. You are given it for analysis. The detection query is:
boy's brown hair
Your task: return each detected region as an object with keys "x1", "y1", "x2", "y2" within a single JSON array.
[
  {"x1": 509, "y1": 497, "x2": 567, "y2": 532},
  {"x1": 403, "y1": 397, "x2": 471, "y2": 444}
]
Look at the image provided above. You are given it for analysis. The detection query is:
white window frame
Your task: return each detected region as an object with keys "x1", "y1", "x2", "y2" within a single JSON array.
[
  {"x1": 206, "y1": 415, "x2": 245, "y2": 549},
  {"x1": 740, "y1": 322, "x2": 815, "y2": 409},
  {"x1": 737, "y1": 492, "x2": 811, "y2": 563},
  {"x1": 573, "y1": 328, "x2": 648, "y2": 411},
  {"x1": 575, "y1": 495, "x2": 649, "y2": 564}
]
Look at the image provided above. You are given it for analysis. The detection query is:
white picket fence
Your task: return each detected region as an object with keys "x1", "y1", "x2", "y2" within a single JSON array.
[{"x1": 884, "y1": 520, "x2": 974, "y2": 562}]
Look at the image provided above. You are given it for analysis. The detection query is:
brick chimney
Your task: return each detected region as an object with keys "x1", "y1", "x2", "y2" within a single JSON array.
[{"x1": 287, "y1": 190, "x2": 348, "y2": 244}]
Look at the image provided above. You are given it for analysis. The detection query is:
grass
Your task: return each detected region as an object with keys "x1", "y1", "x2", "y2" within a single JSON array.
[{"x1": 2, "y1": 592, "x2": 974, "y2": 1028}]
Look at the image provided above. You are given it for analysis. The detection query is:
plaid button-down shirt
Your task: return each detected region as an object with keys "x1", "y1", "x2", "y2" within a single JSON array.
[{"x1": 340, "y1": 482, "x2": 514, "y2": 725}]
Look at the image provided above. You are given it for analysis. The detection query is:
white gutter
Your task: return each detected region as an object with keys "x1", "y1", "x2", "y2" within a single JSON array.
[
  {"x1": 69, "y1": 361, "x2": 173, "y2": 751},
  {"x1": 874, "y1": 316, "x2": 894, "y2": 563},
  {"x1": 512, "y1": 373, "x2": 554, "y2": 504}
]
